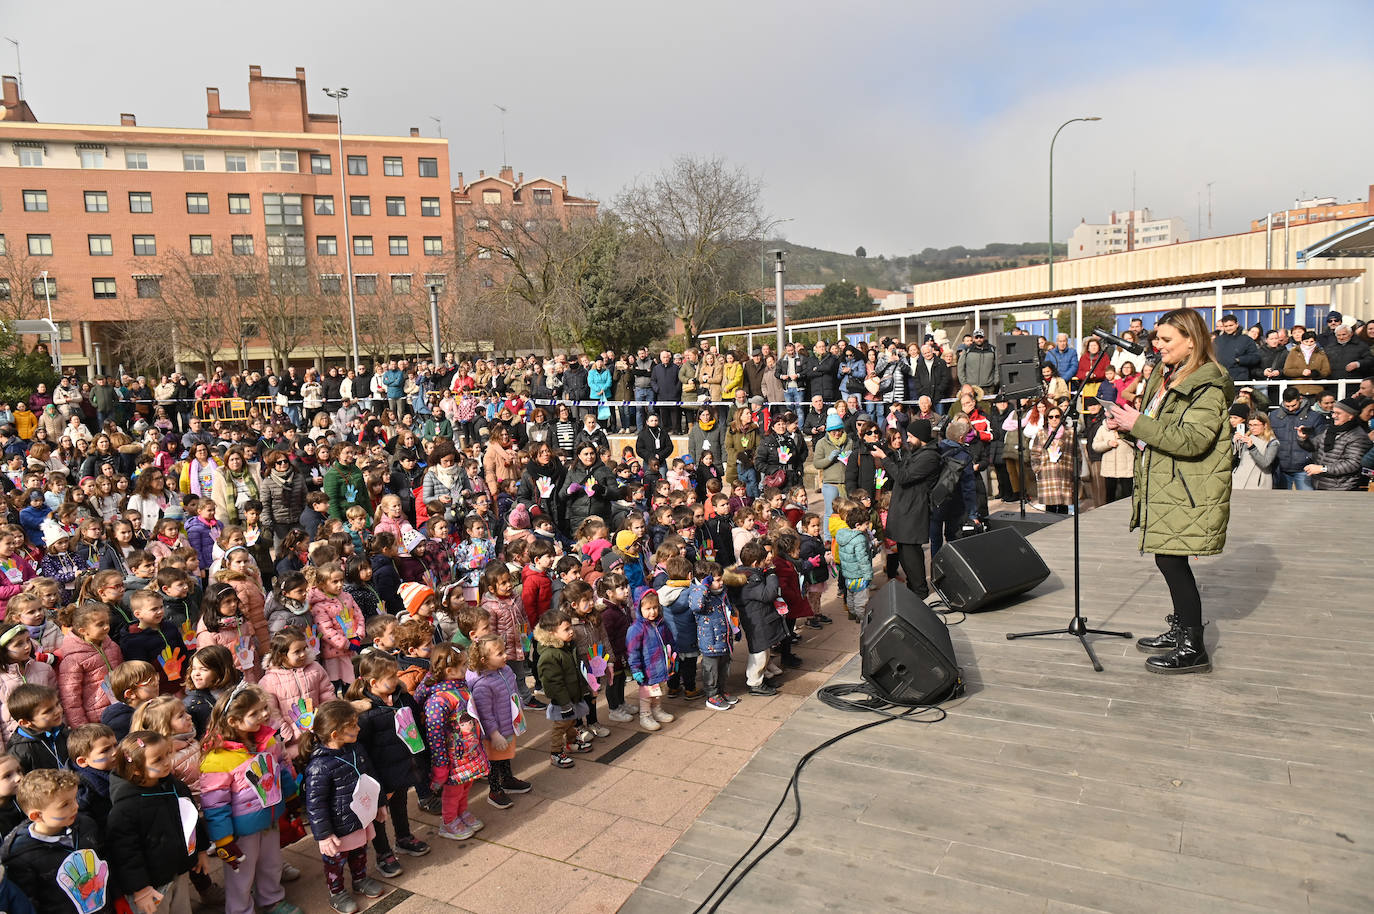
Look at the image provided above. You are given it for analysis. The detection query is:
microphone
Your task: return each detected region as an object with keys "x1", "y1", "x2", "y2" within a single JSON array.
[{"x1": 1092, "y1": 327, "x2": 1145, "y2": 356}]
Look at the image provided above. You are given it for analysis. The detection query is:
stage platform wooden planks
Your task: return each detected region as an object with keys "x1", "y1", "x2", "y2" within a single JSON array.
[{"x1": 623, "y1": 491, "x2": 1374, "y2": 913}]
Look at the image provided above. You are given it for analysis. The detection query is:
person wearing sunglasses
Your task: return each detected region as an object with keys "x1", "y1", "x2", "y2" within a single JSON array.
[{"x1": 259, "y1": 449, "x2": 307, "y2": 549}]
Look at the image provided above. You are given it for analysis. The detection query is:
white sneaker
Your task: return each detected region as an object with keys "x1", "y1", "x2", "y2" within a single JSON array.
[
  {"x1": 651, "y1": 706, "x2": 675, "y2": 724},
  {"x1": 640, "y1": 713, "x2": 661, "y2": 732},
  {"x1": 607, "y1": 708, "x2": 634, "y2": 723},
  {"x1": 623, "y1": 702, "x2": 639, "y2": 715},
  {"x1": 590, "y1": 724, "x2": 611, "y2": 738}
]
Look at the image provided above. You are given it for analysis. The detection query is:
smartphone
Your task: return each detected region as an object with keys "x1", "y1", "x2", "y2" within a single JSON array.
[{"x1": 1094, "y1": 397, "x2": 1117, "y2": 417}]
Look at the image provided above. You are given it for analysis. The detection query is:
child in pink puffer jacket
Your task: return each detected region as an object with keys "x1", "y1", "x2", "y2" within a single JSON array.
[
  {"x1": 308, "y1": 561, "x2": 363, "y2": 692},
  {"x1": 56, "y1": 602, "x2": 125, "y2": 726},
  {"x1": 259, "y1": 627, "x2": 335, "y2": 758}
]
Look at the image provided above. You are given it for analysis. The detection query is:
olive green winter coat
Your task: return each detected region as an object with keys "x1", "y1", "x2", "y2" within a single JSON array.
[{"x1": 1125, "y1": 361, "x2": 1234, "y2": 556}]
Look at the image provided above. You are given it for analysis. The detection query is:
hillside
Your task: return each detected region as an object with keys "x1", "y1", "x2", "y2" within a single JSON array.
[{"x1": 771, "y1": 240, "x2": 1068, "y2": 290}]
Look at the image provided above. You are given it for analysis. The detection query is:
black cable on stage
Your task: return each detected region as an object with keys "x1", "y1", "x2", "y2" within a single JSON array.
[{"x1": 690, "y1": 683, "x2": 949, "y2": 914}]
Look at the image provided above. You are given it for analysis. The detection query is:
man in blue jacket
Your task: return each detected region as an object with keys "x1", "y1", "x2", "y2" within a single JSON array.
[
  {"x1": 1044, "y1": 333, "x2": 1079, "y2": 381},
  {"x1": 1213, "y1": 314, "x2": 1262, "y2": 383}
]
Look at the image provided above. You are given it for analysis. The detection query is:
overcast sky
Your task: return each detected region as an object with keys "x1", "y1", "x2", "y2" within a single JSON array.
[{"x1": 6, "y1": 0, "x2": 1372, "y2": 256}]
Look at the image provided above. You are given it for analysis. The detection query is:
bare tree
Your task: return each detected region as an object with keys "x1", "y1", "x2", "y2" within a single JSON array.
[
  {"x1": 0, "y1": 248, "x2": 52, "y2": 323},
  {"x1": 616, "y1": 156, "x2": 773, "y2": 342}
]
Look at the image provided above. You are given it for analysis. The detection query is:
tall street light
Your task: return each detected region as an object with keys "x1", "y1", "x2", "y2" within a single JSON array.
[
  {"x1": 323, "y1": 87, "x2": 360, "y2": 370},
  {"x1": 1048, "y1": 116, "x2": 1101, "y2": 294}
]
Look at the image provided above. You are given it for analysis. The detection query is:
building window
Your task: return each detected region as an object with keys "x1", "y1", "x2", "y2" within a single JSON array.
[
  {"x1": 318, "y1": 274, "x2": 342, "y2": 295},
  {"x1": 186, "y1": 193, "x2": 210, "y2": 214},
  {"x1": 315, "y1": 195, "x2": 335, "y2": 216},
  {"x1": 311, "y1": 154, "x2": 332, "y2": 175},
  {"x1": 136, "y1": 276, "x2": 161, "y2": 298},
  {"x1": 183, "y1": 152, "x2": 206, "y2": 171},
  {"x1": 317, "y1": 236, "x2": 338, "y2": 256},
  {"x1": 482, "y1": 190, "x2": 501, "y2": 205},
  {"x1": 418, "y1": 158, "x2": 438, "y2": 178},
  {"x1": 231, "y1": 235, "x2": 255, "y2": 255},
  {"x1": 17, "y1": 146, "x2": 43, "y2": 167},
  {"x1": 22, "y1": 190, "x2": 48, "y2": 212},
  {"x1": 353, "y1": 236, "x2": 374, "y2": 256},
  {"x1": 263, "y1": 193, "x2": 304, "y2": 226},
  {"x1": 532, "y1": 188, "x2": 553, "y2": 205},
  {"x1": 386, "y1": 196, "x2": 406, "y2": 216},
  {"x1": 423, "y1": 236, "x2": 443, "y2": 256},
  {"x1": 32, "y1": 276, "x2": 57, "y2": 299},
  {"x1": 27, "y1": 234, "x2": 53, "y2": 256},
  {"x1": 132, "y1": 235, "x2": 157, "y2": 256},
  {"x1": 226, "y1": 194, "x2": 251, "y2": 215},
  {"x1": 500, "y1": 219, "x2": 513, "y2": 231},
  {"x1": 475, "y1": 218, "x2": 490, "y2": 231},
  {"x1": 421, "y1": 197, "x2": 441, "y2": 217},
  {"x1": 391, "y1": 274, "x2": 412, "y2": 294},
  {"x1": 79, "y1": 148, "x2": 105, "y2": 169},
  {"x1": 347, "y1": 155, "x2": 368, "y2": 176},
  {"x1": 92, "y1": 277, "x2": 117, "y2": 299},
  {"x1": 88, "y1": 235, "x2": 113, "y2": 256},
  {"x1": 225, "y1": 153, "x2": 247, "y2": 172},
  {"x1": 350, "y1": 196, "x2": 370, "y2": 216},
  {"x1": 354, "y1": 274, "x2": 377, "y2": 295},
  {"x1": 481, "y1": 275, "x2": 494, "y2": 288},
  {"x1": 84, "y1": 191, "x2": 109, "y2": 213},
  {"x1": 477, "y1": 247, "x2": 491, "y2": 260},
  {"x1": 190, "y1": 235, "x2": 213, "y2": 256},
  {"x1": 258, "y1": 149, "x2": 299, "y2": 173},
  {"x1": 0, "y1": 235, "x2": 5, "y2": 256},
  {"x1": 129, "y1": 192, "x2": 153, "y2": 213},
  {"x1": 388, "y1": 236, "x2": 408, "y2": 256},
  {"x1": 424, "y1": 274, "x2": 447, "y2": 295},
  {"x1": 124, "y1": 151, "x2": 148, "y2": 169},
  {"x1": 383, "y1": 157, "x2": 403, "y2": 177},
  {"x1": 234, "y1": 274, "x2": 260, "y2": 297}
]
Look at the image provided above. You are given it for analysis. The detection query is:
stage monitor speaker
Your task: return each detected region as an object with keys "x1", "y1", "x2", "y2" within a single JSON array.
[
  {"x1": 997, "y1": 361, "x2": 1041, "y2": 395},
  {"x1": 985, "y1": 509, "x2": 1067, "y2": 538},
  {"x1": 931, "y1": 526, "x2": 1050, "y2": 612},
  {"x1": 995, "y1": 333, "x2": 1040, "y2": 365},
  {"x1": 860, "y1": 582, "x2": 963, "y2": 705}
]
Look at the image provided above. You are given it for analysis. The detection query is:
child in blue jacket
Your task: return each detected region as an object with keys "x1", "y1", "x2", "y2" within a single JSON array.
[
  {"x1": 689, "y1": 563, "x2": 737, "y2": 711},
  {"x1": 625, "y1": 591, "x2": 675, "y2": 733}
]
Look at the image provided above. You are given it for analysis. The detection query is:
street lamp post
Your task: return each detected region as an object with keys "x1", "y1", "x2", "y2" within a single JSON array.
[
  {"x1": 323, "y1": 87, "x2": 360, "y2": 371},
  {"x1": 769, "y1": 250, "x2": 786, "y2": 353},
  {"x1": 39, "y1": 269, "x2": 60, "y2": 371},
  {"x1": 1048, "y1": 116, "x2": 1101, "y2": 294}
]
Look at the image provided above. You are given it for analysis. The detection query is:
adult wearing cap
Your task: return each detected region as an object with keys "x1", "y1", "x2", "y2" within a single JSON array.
[
  {"x1": 957, "y1": 330, "x2": 997, "y2": 394},
  {"x1": 1106, "y1": 307, "x2": 1233, "y2": 675},
  {"x1": 1214, "y1": 314, "x2": 1261, "y2": 384},
  {"x1": 871, "y1": 417, "x2": 941, "y2": 599},
  {"x1": 1297, "y1": 397, "x2": 1371, "y2": 490},
  {"x1": 1314, "y1": 311, "x2": 1344, "y2": 350}
]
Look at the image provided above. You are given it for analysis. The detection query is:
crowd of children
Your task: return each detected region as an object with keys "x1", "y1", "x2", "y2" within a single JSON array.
[{"x1": 0, "y1": 414, "x2": 890, "y2": 913}]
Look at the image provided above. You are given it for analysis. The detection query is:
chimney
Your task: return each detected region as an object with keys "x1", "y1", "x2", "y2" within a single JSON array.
[
  {"x1": 206, "y1": 87, "x2": 221, "y2": 114},
  {"x1": 120, "y1": 113, "x2": 137, "y2": 126},
  {"x1": 517, "y1": 171, "x2": 523, "y2": 184},
  {"x1": 499, "y1": 165, "x2": 514, "y2": 182},
  {"x1": 2, "y1": 76, "x2": 16, "y2": 106},
  {"x1": 295, "y1": 67, "x2": 306, "y2": 81},
  {"x1": 561, "y1": 175, "x2": 568, "y2": 191},
  {"x1": 456, "y1": 172, "x2": 463, "y2": 190},
  {"x1": 248, "y1": 65, "x2": 262, "y2": 80},
  {"x1": 410, "y1": 127, "x2": 420, "y2": 137},
  {"x1": 479, "y1": 170, "x2": 485, "y2": 178}
]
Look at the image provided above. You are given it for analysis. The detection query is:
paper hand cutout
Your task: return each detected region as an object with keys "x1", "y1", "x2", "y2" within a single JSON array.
[
  {"x1": 158, "y1": 645, "x2": 185, "y2": 681},
  {"x1": 56, "y1": 849, "x2": 109, "y2": 914}
]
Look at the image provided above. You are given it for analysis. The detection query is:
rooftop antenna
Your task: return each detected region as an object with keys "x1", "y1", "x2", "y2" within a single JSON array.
[
  {"x1": 1206, "y1": 181, "x2": 1214, "y2": 233},
  {"x1": 4, "y1": 38, "x2": 21, "y2": 98},
  {"x1": 493, "y1": 103, "x2": 509, "y2": 166},
  {"x1": 428, "y1": 116, "x2": 442, "y2": 138}
]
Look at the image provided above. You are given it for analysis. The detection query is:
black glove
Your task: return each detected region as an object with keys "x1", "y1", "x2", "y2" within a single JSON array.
[{"x1": 559, "y1": 704, "x2": 575, "y2": 719}]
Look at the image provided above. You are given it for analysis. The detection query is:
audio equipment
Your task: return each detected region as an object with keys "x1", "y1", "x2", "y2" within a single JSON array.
[
  {"x1": 931, "y1": 526, "x2": 1050, "y2": 612},
  {"x1": 860, "y1": 582, "x2": 963, "y2": 705}
]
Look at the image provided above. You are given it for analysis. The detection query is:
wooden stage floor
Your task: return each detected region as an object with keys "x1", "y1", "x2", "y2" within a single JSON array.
[{"x1": 624, "y1": 491, "x2": 1374, "y2": 913}]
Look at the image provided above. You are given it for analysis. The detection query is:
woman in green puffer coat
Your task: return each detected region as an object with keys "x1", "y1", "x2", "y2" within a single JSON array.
[{"x1": 1105, "y1": 308, "x2": 1233, "y2": 676}]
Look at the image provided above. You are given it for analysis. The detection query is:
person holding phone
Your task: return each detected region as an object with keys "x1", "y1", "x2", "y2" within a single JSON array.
[{"x1": 1104, "y1": 308, "x2": 1234, "y2": 675}]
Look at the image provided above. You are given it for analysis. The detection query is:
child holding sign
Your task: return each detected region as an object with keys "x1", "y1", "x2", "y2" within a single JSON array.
[
  {"x1": 347, "y1": 654, "x2": 431, "y2": 876},
  {"x1": 199, "y1": 684, "x2": 302, "y2": 914},
  {"x1": 260, "y1": 628, "x2": 334, "y2": 760},
  {"x1": 106, "y1": 730, "x2": 206, "y2": 914},
  {"x1": 566, "y1": 580, "x2": 613, "y2": 741},
  {"x1": 300, "y1": 700, "x2": 389, "y2": 914}
]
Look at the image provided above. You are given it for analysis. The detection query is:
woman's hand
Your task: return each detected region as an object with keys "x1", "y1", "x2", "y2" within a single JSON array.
[{"x1": 1105, "y1": 400, "x2": 1142, "y2": 433}]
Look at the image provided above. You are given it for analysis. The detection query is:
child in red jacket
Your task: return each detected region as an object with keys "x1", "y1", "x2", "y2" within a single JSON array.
[{"x1": 520, "y1": 540, "x2": 556, "y2": 694}]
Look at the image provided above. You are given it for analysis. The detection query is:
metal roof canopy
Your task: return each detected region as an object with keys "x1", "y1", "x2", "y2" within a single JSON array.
[
  {"x1": 5, "y1": 319, "x2": 60, "y2": 335},
  {"x1": 1298, "y1": 217, "x2": 1374, "y2": 261},
  {"x1": 704, "y1": 268, "x2": 1364, "y2": 347}
]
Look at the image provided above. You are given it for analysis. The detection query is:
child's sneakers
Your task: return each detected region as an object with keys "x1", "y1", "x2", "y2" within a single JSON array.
[
  {"x1": 376, "y1": 854, "x2": 404, "y2": 877},
  {"x1": 550, "y1": 751, "x2": 576, "y2": 768},
  {"x1": 651, "y1": 705, "x2": 675, "y2": 723},
  {"x1": 806, "y1": 618, "x2": 824, "y2": 629},
  {"x1": 817, "y1": 613, "x2": 834, "y2": 624},
  {"x1": 723, "y1": 694, "x2": 740, "y2": 706},
  {"x1": 567, "y1": 738, "x2": 594, "y2": 753},
  {"x1": 682, "y1": 688, "x2": 705, "y2": 700},
  {"x1": 437, "y1": 819, "x2": 475, "y2": 840},
  {"x1": 460, "y1": 811, "x2": 484, "y2": 833},
  {"x1": 607, "y1": 707, "x2": 635, "y2": 723},
  {"x1": 588, "y1": 723, "x2": 611, "y2": 738},
  {"x1": 487, "y1": 786, "x2": 514, "y2": 809},
  {"x1": 503, "y1": 774, "x2": 533, "y2": 793},
  {"x1": 264, "y1": 903, "x2": 305, "y2": 914},
  {"x1": 639, "y1": 711, "x2": 662, "y2": 731},
  {"x1": 329, "y1": 893, "x2": 359, "y2": 914},
  {"x1": 417, "y1": 794, "x2": 442, "y2": 815},
  {"x1": 354, "y1": 877, "x2": 387, "y2": 898},
  {"x1": 395, "y1": 835, "x2": 431, "y2": 857},
  {"x1": 706, "y1": 695, "x2": 732, "y2": 711}
]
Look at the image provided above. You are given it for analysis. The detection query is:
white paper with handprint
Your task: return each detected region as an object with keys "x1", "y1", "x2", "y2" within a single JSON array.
[{"x1": 350, "y1": 773, "x2": 381, "y2": 823}]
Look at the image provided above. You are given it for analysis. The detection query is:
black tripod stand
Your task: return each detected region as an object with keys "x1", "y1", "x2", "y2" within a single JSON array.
[{"x1": 1006, "y1": 348, "x2": 1131, "y2": 671}]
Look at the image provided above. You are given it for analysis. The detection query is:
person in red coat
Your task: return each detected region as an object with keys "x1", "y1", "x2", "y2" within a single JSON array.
[
  {"x1": 770, "y1": 530, "x2": 809, "y2": 666},
  {"x1": 521, "y1": 541, "x2": 555, "y2": 692}
]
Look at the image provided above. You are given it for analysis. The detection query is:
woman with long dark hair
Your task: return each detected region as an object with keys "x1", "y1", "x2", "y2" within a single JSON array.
[{"x1": 1105, "y1": 308, "x2": 1233, "y2": 674}]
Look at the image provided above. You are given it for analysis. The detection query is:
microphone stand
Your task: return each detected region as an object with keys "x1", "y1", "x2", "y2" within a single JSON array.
[{"x1": 1006, "y1": 345, "x2": 1131, "y2": 671}]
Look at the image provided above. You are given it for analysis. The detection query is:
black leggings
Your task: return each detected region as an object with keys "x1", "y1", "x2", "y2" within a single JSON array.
[
  {"x1": 371, "y1": 789, "x2": 415, "y2": 857},
  {"x1": 1155, "y1": 554, "x2": 1202, "y2": 628}
]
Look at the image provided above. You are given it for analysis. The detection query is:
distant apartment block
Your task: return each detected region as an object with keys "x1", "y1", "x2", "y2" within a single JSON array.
[
  {"x1": 1249, "y1": 187, "x2": 1373, "y2": 230},
  {"x1": 1068, "y1": 208, "x2": 1187, "y2": 259}
]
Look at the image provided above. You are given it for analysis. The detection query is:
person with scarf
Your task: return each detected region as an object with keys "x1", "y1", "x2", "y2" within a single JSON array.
[
  {"x1": 1297, "y1": 397, "x2": 1371, "y2": 490},
  {"x1": 260, "y1": 449, "x2": 307, "y2": 544},
  {"x1": 180, "y1": 441, "x2": 223, "y2": 498},
  {"x1": 213, "y1": 446, "x2": 262, "y2": 525},
  {"x1": 1029, "y1": 401, "x2": 1075, "y2": 514},
  {"x1": 516, "y1": 442, "x2": 567, "y2": 531},
  {"x1": 686, "y1": 406, "x2": 726, "y2": 468},
  {"x1": 635, "y1": 413, "x2": 674, "y2": 467},
  {"x1": 1282, "y1": 335, "x2": 1331, "y2": 397}
]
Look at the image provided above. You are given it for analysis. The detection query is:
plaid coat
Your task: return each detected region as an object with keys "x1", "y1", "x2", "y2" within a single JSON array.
[{"x1": 1030, "y1": 425, "x2": 1076, "y2": 506}]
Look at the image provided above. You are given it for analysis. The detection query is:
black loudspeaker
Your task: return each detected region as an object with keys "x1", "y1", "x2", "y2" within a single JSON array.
[
  {"x1": 998, "y1": 361, "x2": 1041, "y2": 395},
  {"x1": 930, "y1": 526, "x2": 1050, "y2": 612},
  {"x1": 984, "y1": 509, "x2": 1067, "y2": 538},
  {"x1": 995, "y1": 333, "x2": 1040, "y2": 364},
  {"x1": 860, "y1": 582, "x2": 963, "y2": 705}
]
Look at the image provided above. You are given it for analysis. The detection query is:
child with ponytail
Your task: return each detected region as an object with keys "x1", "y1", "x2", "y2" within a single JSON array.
[{"x1": 414, "y1": 643, "x2": 488, "y2": 841}]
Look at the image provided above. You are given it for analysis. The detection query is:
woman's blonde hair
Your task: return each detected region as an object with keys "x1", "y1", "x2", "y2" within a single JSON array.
[
  {"x1": 1153, "y1": 308, "x2": 1221, "y2": 385},
  {"x1": 1246, "y1": 412, "x2": 1275, "y2": 441}
]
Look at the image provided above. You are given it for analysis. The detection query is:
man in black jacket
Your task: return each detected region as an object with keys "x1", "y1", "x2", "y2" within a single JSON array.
[
  {"x1": 563, "y1": 355, "x2": 590, "y2": 419},
  {"x1": 1323, "y1": 322, "x2": 1374, "y2": 380},
  {"x1": 904, "y1": 341, "x2": 952, "y2": 408},
  {"x1": 1213, "y1": 314, "x2": 1261, "y2": 383},
  {"x1": 1268, "y1": 389, "x2": 1326, "y2": 490},
  {"x1": 874, "y1": 418, "x2": 941, "y2": 600},
  {"x1": 650, "y1": 350, "x2": 683, "y2": 432},
  {"x1": 808, "y1": 342, "x2": 840, "y2": 404}
]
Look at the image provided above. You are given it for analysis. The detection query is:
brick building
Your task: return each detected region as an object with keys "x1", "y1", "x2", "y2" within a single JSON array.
[
  {"x1": 0, "y1": 66, "x2": 455, "y2": 374},
  {"x1": 1248, "y1": 188, "x2": 1373, "y2": 231}
]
